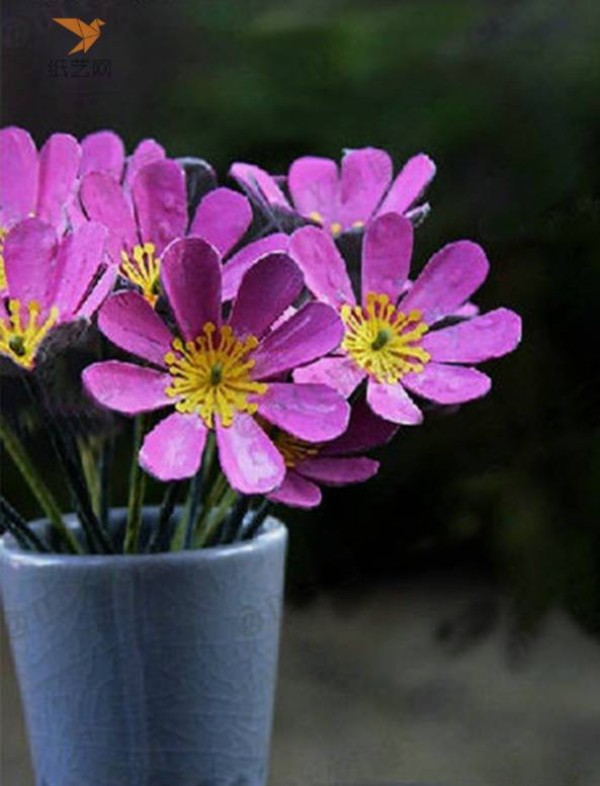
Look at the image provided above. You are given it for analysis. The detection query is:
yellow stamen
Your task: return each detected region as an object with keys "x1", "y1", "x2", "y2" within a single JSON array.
[
  {"x1": 341, "y1": 293, "x2": 431, "y2": 384},
  {"x1": 120, "y1": 242, "x2": 161, "y2": 306},
  {"x1": 330, "y1": 221, "x2": 342, "y2": 236},
  {"x1": 308, "y1": 211, "x2": 324, "y2": 225},
  {"x1": 0, "y1": 226, "x2": 8, "y2": 290},
  {"x1": 164, "y1": 323, "x2": 268, "y2": 428},
  {"x1": 0, "y1": 299, "x2": 59, "y2": 370},
  {"x1": 274, "y1": 430, "x2": 320, "y2": 468}
]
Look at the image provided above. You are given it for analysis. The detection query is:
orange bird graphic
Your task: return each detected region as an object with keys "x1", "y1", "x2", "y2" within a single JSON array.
[{"x1": 52, "y1": 18, "x2": 106, "y2": 54}]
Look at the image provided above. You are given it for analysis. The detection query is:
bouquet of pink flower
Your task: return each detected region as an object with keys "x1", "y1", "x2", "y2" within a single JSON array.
[{"x1": 0, "y1": 128, "x2": 521, "y2": 554}]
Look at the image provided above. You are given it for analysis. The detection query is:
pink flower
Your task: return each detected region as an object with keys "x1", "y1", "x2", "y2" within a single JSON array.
[
  {"x1": 83, "y1": 239, "x2": 350, "y2": 494},
  {"x1": 230, "y1": 147, "x2": 436, "y2": 236},
  {"x1": 290, "y1": 213, "x2": 522, "y2": 425},
  {"x1": 0, "y1": 218, "x2": 110, "y2": 370},
  {"x1": 267, "y1": 399, "x2": 398, "y2": 509}
]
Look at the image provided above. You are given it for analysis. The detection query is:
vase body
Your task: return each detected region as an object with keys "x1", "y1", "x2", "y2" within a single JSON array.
[{"x1": 0, "y1": 509, "x2": 287, "y2": 786}]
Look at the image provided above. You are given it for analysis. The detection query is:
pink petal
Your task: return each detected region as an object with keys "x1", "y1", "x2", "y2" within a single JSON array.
[
  {"x1": 98, "y1": 291, "x2": 173, "y2": 366},
  {"x1": 80, "y1": 172, "x2": 137, "y2": 261},
  {"x1": 216, "y1": 414, "x2": 285, "y2": 494},
  {"x1": 422, "y1": 308, "x2": 522, "y2": 363},
  {"x1": 293, "y1": 355, "x2": 365, "y2": 398},
  {"x1": 80, "y1": 131, "x2": 125, "y2": 178},
  {"x1": 402, "y1": 362, "x2": 492, "y2": 404},
  {"x1": 367, "y1": 378, "x2": 423, "y2": 425},
  {"x1": 35, "y1": 133, "x2": 81, "y2": 231},
  {"x1": 400, "y1": 241, "x2": 490, "y2": 326},
  {"x1": 125, "y1": 138, "x2": 166, "y2": 187},
  {"x1": 190, "y1": 187, "x2": 253, "y2": 257},
  {"x1": 229, "y1": 162, "x2": 291, "y2": 209},
  {"x1": 251, "y1": 302, "x2": 344, "y2": 380},
  {"x1": 140, "y1": 412, "x2": 207, "y2": 481},
  {"x1": 51, "y1": 221, "x2": 108, "y2": 318},
  {"x1": 361, "y1": 213, "x2": 413, "y2": 305},
  {"x1": 289, "y1": 226, "x2": 355, "y2": 308},
  {"x1": 3, "y1": 218, "x2": 58, "y2": 310},
  {"x1": 83, "y1": 361, "x2": 172, "y2": 415},
  {"x1": 288, "y1": 156, "x2": 339, "y2": 226},
  {"x1": 339, "y1": 147, "x2": 392, "y2": 228},
  {"x1": 267, "y1": 470, "x2": 322, "y2": 509},
  {"x1": 229, "y1": 253, "x2": 304, "y2": 339},
  {"x1": 161, "y1": 237, "x2": 222, "y2": 341},
  {"x1": 131, "y1": 160, "x2": 187, "y2": 254},
  {"x1": 221, "y1": 233, "x2": 289, "y2": 301},
  {"x1": 377, "y1": 153, "x2": 436, "y2": 216},
  {"x1": 299, "y1": 456, "x2": 379, "y2": 485},
  {"x1": 321, "y1": 398, "x2": 398, "y2": 456},
  {"x1": 257, "y1": 382, "x2": 350, "y2": 441},
  {"x1": 0, "y1": 127, "x2": 38, "y2": 224},
  {"x1": 78, "y1": 265, "x2": 118, "y2": 319}
]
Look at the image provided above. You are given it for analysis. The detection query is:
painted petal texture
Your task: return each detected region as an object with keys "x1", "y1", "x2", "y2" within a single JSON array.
[
  {"x1": 80, "y1": 131, "x2": 125, "y2": 178},
  {"x1": 80, "y1": 172, "x2": 137, "y2": 257},
  {"x1": 0, "y1": 127, "x2": 38, "y2": 223},
  {"x1": 83, "y1": 361, "x2": 172, "y2": 414},
  {"x1": 422, "y1": 308, "x2": 522, "y2": 363},
  {"x1": 367, "y1": 378, "x2": 423, "y2": 425},
  {"x1": 98, "y1": 291, "x2": 173, "y2": 366},
  {"x1": 190, "y1": 188, "x2": 252, "y2": 256},
  {"x1": 125, "y1": 139, "x2": 166, "y2": 187},
  {"x1": 131, "y1": 160, "x2": 187, "y2": 253},
  {"x1": 257, "y1": 383, "x2": 350, "y2": 441},
  {"x1": 229, "y1": 163, "x2": 291, "y2": 209},
  {"x1": 288, "y1": 157, "x2": 338, "y2": 225},
  {"x1": 361, "y1": 213, "x2": 413, "y2": 305},
  {"x1": 299, "y1": 456, "x2": 379, "y2": 485},
  {"x1": 403, "y1": 363, "x2": 492, "y2": 404},
  {"x1": 3, "y1": 219, "x2": 58, "y2": 309},
  {"x1": 339, "y1": 147, "x2": 392, "y2": 227},
  {"x1": 140, "y1": 412, "x2": 207, "y2": 481},
  {"x1": 222, "y1": 233, "x2": 289, "y2": 301},
  {"x1": 268, "y1": 471, "x2": 322, "y2": 508},
  {"x1": 36, "y1": 133, "x2": 80, "y2": 230},
  {"x1": 321, "y1": 399, "x2": 398, "y2": 456},
  {"x1": 216, "y1": 415, "x2": 285, "y2": 494},
  {"x1": 289, "y1": 226, "x2": 355, "y2": 308},
  {"x1": 52, "y1": 221, "x2": 107, "y2": 318},
  {"x1": 293, "y1": 355, "x2": 365, "y2": 398},
  {"x1": 161, "y1": 238, "x2": 222, "y2": 340},
  {"x1": 78, "y1": 265, "x2": 118, "y2": 319},
  {"x1": 377, "y1": 153, "x2": 436, "y2": 216}
]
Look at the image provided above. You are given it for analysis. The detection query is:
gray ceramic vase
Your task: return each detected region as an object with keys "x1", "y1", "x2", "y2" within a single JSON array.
[{"x1": 0, "y1": 509, "x2": 287, "y2": 786}]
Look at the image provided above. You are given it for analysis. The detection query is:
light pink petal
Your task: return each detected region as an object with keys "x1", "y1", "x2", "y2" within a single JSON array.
[
  {"x1": 299, "y1": 456, "x2": 379, "y2": 485},
  {"x1": 125, "y1": 138, "x2": 166, "y2": 187},
  {"x1": 0, "y1": 127, "x2": 38, "y2": 223},
  {"x1": 339, "y1": 147, "x2": 392, "y2": 228},
  {"x1": 321, "y1": 398, "x2": 398, "y2": 456},
  {"x1": 216, "y1": 414, "x2": 285, "y2": 494},
  {"x1": 288, "y1": 156, "x2": 339, "y2": 225},
  {"x1": 229, "y1": 253, "x2": 303, "y2": 339},
  {"x1": 422, "y1": 308, "x2": 522, "y2": 364},
  {"x1": 3, "y1": 218, "x2": 58, "y2": 310},
  {"x1": 98, "y1": 291, "x2": 173, "y2": 366},
  {"x1": 221, "y1": 232, "x2": 289, "y2": 301},
  {"x1": 293, "y1": 355, "x2": 365, "y2": 398},
  {"x1": 83, "y1": 361, "x2": 172, "y2": 415},
  {"x1": 452, "y1": 301, "x2": 480, "y2": 319},
  {"x1": 161, "y1": 237, "x2": 222, "y2": 340},
  {"x1": 267, "y1": 471, "x2": 322, "y2": 509},
  {"x1": 190, "y1": 187, "x2": 253, "y2": 257},
  {"x1": 251, "y1": 302, "x2": 344, "y2": 380},
  {"x1": 78, "y1": 265, "x2": 118, "y2": 319},
  {"x1": 35, "y1": 133, "x2": 81, "y2": 230},
  {"x1": 131, "y1": 160, "x2": 187, "y2": 254},
  {"x1": 52, "y1": 221, "x2": 107, "y2": 318},
  {"x1": 257, "y1": 383, "x2": 350, "y2": 441},
  {"x1": 367, "y1": 378, "x2": 423, "y2": 425},
  {"x1": 140, "y1": 412, "x2": 207, "y2": 481},
  {"x1": 403, "y1": 362, "x2": 492, "y2": 404},
  {"x1": 289, "y1": 225, "x2": 355, "y2": 308},
  {"x1": 229, "y1": 162, "x2": 291, "y2": 209},
  {"x1": 80, "y1": 172, "x2": 137, "y2": 260},
  {"x1": 80, "y1": 131, "x2": 125, "y2": 178},
  {"x1": 400, "y1": 241, "x2": 490, "y2": 326},
  {"x1": 377, "y1": 153, "x2": 436, "y2": 216},
  {"x1": 361, "y1": 213, "x2": 413, "y2": 305}
]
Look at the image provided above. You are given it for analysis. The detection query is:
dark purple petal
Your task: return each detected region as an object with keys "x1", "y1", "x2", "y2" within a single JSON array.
[
  {"x1": 267, "y1": 470, "x2": 322, "y2": 508},
  {"x1": 298, "y1": 456, "x2": 379, "y2": 485},
  {"x1": 222, "y1": 233, "x2": 289, "y2": 301},
  {"x1": 98, "y1": 291, "x2": 173, "y2": 366},
  {"x1": 320, "y1": 398, "x2": 398, "y2": 456}
]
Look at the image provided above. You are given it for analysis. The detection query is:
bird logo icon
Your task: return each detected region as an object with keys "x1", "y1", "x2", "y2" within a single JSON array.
[{"x1": 52, "y1": 18, "x2": 106, "y2": 55}]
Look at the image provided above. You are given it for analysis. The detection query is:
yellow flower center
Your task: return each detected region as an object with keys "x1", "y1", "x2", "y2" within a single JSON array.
[
  {"x1": 120, "y1": 242, "x2": 161, "y2": 306},
  {"x1": 0, "y1": 226, "x2": 8, "y2": 290},
  {"x1": 341, "y1": 293, "x2": 431, "y2": 384},
  {"x1": 274, "y1": 430, "x2": 320, "y2": 468},
  {"x1": 0, "y1": 299, "x2": 59, "y2": 370},
  {"x1": 164, "y1": 323, "x2": 268, "y2": 428},
  {"x1": 308, "y1": 211, "x2": 342, "y2": 236}
]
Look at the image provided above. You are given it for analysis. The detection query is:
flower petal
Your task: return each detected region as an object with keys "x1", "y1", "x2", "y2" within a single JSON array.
[
  {"x1": 267, "y1": 470, "x2": 322, "y2": 509},
  {"x1": 288, "y1": 156, "x2": 339, "y2": 226},
  {"x1": 78, "y1": 265, "x2": 118, "y2": 319},
  {"x1": 403, "y1": 362, "x2": 492, "y2": 404},
  {"x1": 161, "y1": 237, "x2": 222, "y2": 341},
  {"x1": 83, "y1": 361, "x2": 172, "y2": 414},
  {"x1": 293, "y1": 355, "x2": 365, "y2": 398},
  {"x1": 289, "y1": 225, "x2": 355, "y2": 308},
  {"x1": 0, "y1": 127, "x2": 38, "y2": 224},
  {"x1": 80, "y1": 131, "x2": 125, "y2": 178},
  {"x1": 377, "y1": 153, "x2": 436, "y2": 216},
  {"x1": 35, "y1": 133, "x2": 81, "y2": 232},
  {"x1": 422, "y1": 308, "x2": 522, "y2": 363},
  {"x1": 257, "y1": 382, "x2": 350, "y2": 441},
  {"x1": 400, "y1": 241, "x2": 489, "y2": 326},
  {"x1": 98, "y1": 291, "x2": 173, "y2": 366},
  {"x1": 320, "y1": 398, "x2": 398, "y2": 456},
  {"x1": 51, "y1": 221, "x2": 108, "y2": 318},
  {"x1": 361, "y1": 213, "x2": 413, "y2": 305},
  {"x1": 229, "y1": 162, "x2": 291, "y2": 209},
  {"x1": 131, "y1": 160, "x2": 187, "y2": 254},
  {"x1": 80, "y1": 172, "x2": 137, "y2": 260},
  {"x1": 339, "y1": 147, "x2": 392, "y2": 228},
  {"x1": 216, "y1": 414, "x2": 285, "y2": 494},
  {"x1": 367, "y1": 378, "x2": 423, "y2": 425},
  {"x1": 125, "y1": 138, "x2": 166, "y2": 187},
  {"x1": 229, "y1": 253, "x2": 304, "y2": 339},
  {"x1": 190, "y1": 187, "x2": 253, "y2": 257},
  {"x1": 140, "y1": 412, "x2": 207, "y2": 481},
  {"x1": 222, "y1": 233, "x2": 289, "y2": 301},
  {"x1": 251, "y1": 302, "x2": 344, "y2": 380},
  {"x1": 299, "y1": 456, "x2": 379, "y2": 485},
  {"x1": 3, "y1": 218, "x2": 58, "y2": 309}
]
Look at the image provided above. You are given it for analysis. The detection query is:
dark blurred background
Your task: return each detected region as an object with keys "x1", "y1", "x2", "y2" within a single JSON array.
[{"x1": 2, "y1": 1, "x2": 600, "y2": 783}]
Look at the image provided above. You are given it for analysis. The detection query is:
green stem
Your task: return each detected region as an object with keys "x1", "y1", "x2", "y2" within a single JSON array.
[
  {"x1": 78, "y1": 438, "x2": 101, "y2": 517},
  {"x1": 194, "y1": 484, "x2": 238, "y2": 549},
  {"x1": 124, "y1": 415, "x2": 147, "y2": 554}
]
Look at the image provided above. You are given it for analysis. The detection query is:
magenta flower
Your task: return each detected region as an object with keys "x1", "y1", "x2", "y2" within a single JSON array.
[
  {"x1": 267, "y1": 399, "x2": 398, "y2": 508},
  {"x1": 290, "y1": 213, "x2": 522, "y2": 425},
  {"x1": 83, "y1": 239, "x2": 350, "y2": 493},
  {"x1": 0, "y1": 218, "x2": 109, "y2": 370},
  {"x1": 230, "y1": 147, "x2": 435, "y2": 236},
  {"x1": 77, "y1": 130, "x2": 167, "y2": 184}
]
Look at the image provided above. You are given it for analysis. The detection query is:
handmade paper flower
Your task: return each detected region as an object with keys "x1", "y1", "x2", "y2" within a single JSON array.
[
  {"x1": 77, "y1": 130, "x2": 167, "y2": 184},
  {"x1": 267, "y1": 399, "x2": 398, "y2": 508},
  {"x1": 230, "y1": 146, "x2": 435, "y2": 236},
  {"x1": 0, "y1": 218, "x2": 110, "y2": 370},
  {"x1": 83, "y1": 239, "x2": 350, "y2": 493},
  {"x1": 290, "y1": 214, "x2": 522, "y2": 425}
]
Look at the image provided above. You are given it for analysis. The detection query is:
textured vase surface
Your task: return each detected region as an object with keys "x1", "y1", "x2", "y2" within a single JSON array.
[{"x1": 0, "y1": 509, "x2": 287, "y2": 786}]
